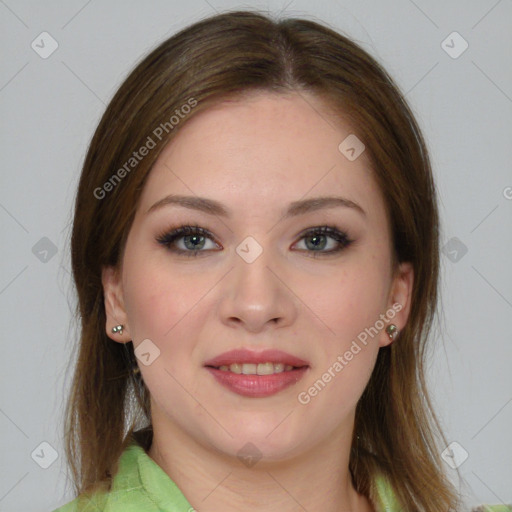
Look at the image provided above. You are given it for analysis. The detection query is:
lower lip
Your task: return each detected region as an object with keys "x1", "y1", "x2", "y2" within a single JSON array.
[{"x1": 205, "y1": 367, "x2": 309, "y2": 397}]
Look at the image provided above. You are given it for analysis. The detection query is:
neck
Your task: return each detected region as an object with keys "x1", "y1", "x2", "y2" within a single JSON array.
[{"x1": 147, "y1": 413, "x2": 374, "y2": 512}]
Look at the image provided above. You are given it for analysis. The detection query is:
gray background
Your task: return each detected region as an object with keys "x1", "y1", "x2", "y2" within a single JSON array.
[{"x1": 0, "y1": 1, "x2": 511, "y2": 511}]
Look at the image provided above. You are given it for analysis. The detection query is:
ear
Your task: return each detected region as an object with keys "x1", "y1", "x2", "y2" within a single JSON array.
[
  {"x1": 102, "y1": 265, "x2": 131, "y2": 343},
  {"x1": 379, "y1": 261, "x2": 414, "y2": 348}
]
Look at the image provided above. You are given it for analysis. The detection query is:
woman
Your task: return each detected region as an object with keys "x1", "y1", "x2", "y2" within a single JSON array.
[{"x1": 52, "y1": 10, "x2": 507, "y2": 512}]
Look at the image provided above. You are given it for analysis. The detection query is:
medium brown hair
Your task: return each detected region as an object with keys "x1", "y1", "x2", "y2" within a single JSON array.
[{"x1": 65, "y1": 9, "x2": 459, "y2": 510}]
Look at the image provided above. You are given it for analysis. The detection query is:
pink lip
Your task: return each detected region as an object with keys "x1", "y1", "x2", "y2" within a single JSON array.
[
  {"x1": 205, "y1": 367, "x2": 309, "y2": 398},
  {"x1": 204, "y1": 349, "x2": 309, "y2": 368},
  {"x1": 204, "y1": 349, "x2": 310, "y2": 398}
]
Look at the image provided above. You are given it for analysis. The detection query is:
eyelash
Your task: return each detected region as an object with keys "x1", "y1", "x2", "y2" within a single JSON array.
[{"x1": 156, "y1": 224, "x2": 354, "y2": 258}]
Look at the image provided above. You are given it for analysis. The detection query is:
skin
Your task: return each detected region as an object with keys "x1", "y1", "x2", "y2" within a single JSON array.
[{"x1": 102, "y1": 90, "x2": 414, "y2": 512}]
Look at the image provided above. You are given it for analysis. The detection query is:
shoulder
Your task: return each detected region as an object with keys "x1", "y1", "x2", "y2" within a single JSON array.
[
  {"x1": 51, "y1": 441, "x2": 193, "y2": 512},
  {"x1": 50, "y1": 443, "x2": 156, "y2": 512},
  {"x1": 50, "y1": 492, "x2": 109, "y2": 512},
  {"x1": 471, "y1": 506, "x2": 512, "y2": 512},
  {"x1": 370, "y1": 472, "x2": 511, "y2": 512}
]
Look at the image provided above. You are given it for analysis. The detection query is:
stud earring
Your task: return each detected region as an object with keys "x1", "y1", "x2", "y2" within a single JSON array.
[
  {"x1": 111, "y1": 325, "x2": 124, "y2": 335},
  {"x1": 385, "y1": 324, "x2": 398, "y2": 341}
]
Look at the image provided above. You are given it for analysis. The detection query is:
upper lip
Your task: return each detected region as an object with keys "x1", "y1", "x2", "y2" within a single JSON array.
[{"x1": 204, "y1": 349, "x2": 309, "y2": 368}]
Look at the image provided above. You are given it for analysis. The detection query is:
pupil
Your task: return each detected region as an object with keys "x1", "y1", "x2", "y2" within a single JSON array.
[
  {"x1": 307, "y1": 235, "x2": 326, "y2": 250},
  {"x1": 185, "y1": 235, "x2": 204, "y2": 250}
]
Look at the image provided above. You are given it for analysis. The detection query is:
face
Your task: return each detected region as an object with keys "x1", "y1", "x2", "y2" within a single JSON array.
[{"x1": 102, "y1": 91, "x2": 413, "y2": 462}]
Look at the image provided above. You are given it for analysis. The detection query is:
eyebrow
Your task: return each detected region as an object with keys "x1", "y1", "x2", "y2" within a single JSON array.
[{"x1": 146, "y1": 194, "x2": 366, "y2": 218}]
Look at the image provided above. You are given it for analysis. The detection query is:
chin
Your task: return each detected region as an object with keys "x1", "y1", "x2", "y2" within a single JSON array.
[{"x1": 204, "y1": 423, "x2": 314, "y2": 465}]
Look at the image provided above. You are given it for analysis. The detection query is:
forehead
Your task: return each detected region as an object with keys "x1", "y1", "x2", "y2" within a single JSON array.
[
  {"x1": 158, "y1": 90, "x2": 360, "y2": 165},
  {"x1": 137, "y1": 91, "x2": 382, "y2": 220}
]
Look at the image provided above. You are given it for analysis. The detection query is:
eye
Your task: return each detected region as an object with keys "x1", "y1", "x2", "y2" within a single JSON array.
[
  {"x1": 156, "y1": 225, "x2": 220, "y2": 257},
  {"x1": 293, "y1": 226, "x2": 354, "y2": 257},
  {"x1": 156, "y1": 224, "x2": 354, "y2": 258}
]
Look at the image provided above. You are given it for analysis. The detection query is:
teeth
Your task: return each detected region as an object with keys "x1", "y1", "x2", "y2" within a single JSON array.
[
  {"x1": 217, "y1": 362, "x2": 296, "y2": 374},
  {"x1": 242, "y1": 363, "x2": 257, "y2": 374},
  {"x1": 257, "y1": 362, "x2": 274, "y2": 375},
  {"x1": 230, "y1": 363, "x2": 242, "y2": 374}
]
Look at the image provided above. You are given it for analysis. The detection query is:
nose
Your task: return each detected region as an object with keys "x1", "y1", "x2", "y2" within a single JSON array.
[{"x1": 217, "y1": 246, "x2": 297, "y2": 334}]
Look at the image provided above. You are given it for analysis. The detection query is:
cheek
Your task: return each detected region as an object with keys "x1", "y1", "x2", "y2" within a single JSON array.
[
  {"x1": 300, "y1": 252, "x2": 388, "y2": 404},
  {"x1": 122, "y1": 258, "x2": 206, "y2": 400},
  {"x1": 315, "y1": 258, "x2": 390, "y2": 343},
  {"x1": 122, "y1": 250, "x2": 204, "y2": 344},
  {"x1": 324, "y1": 347, "x2": 377, "y2": 414},
  {"x1": 296, "y1": 337, "x2": 377, "y2": 434}
]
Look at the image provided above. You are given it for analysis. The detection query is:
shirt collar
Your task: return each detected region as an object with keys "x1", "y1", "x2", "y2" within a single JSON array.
[{"x1": 116, "y1": 440, "x2": 402, "y2": 511}]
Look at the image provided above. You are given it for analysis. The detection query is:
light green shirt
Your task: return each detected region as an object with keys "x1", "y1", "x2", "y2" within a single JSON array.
[{"x1": 52, "y1": 441, "x2": 510, "y2": 511}]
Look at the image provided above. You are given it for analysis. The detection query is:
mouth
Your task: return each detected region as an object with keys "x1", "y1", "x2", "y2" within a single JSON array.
[
  {"x1": 208, "y1": 362, "x2": 302, "y2": 374},
  {"x1": 204, "y1": 349, "x2": 310, "y2": 398}
]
